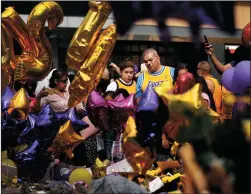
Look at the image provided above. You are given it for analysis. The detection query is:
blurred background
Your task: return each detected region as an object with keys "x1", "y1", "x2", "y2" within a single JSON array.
[{"x1": 2, "y1": 1, "x2": 250, "y2": 80}]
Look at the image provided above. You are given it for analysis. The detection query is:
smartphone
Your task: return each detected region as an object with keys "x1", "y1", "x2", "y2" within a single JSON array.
[
  {"x1": 204, "y1": 35, "x2": 209, "y2": 44},
  {"x1": 107, "y1": 60, "x2": 112, "y2": 68}
]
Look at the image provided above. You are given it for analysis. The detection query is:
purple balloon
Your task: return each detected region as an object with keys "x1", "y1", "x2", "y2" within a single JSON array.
[
  {"x1": 107, "y1": 94, "x2": 136, "y2": 129},
  {"x1": 107, "y1": 94, "x2": 135, "y2": 111},
  {"x1": 234, "y1": 60, "x2": 250, "y2": 88},
  {"x1": 2, "y1": 111, "x2": 27, "y2": 150},
  {"x1": 136, "y1": 84, "x2": 159, "y2": 112},
  {"x1": 36, "y1": 104, "x2": 60, "y2": 149},
  {"x1": 37, "y1": 104, "x2": 57, "y2": 128},
  {"x1": 19, "y1": 114, "x2": 37, "y2": 137},
  {"x1": 86, "y1": 91, "x2": 110, "y2": 130},
  {"x1": 15, "y1": 140, "x2": 39, "y2": 162},
  {"x1": 14, "y1": 140, "x2": 51, "y2": 180},
  {"x1": 1, "y1": 86, "x2": 14, "y2": 111},
  {"x1": 56, "y1": 108, "x2": 89, "y2": 132},
  {"x1": 114, "y1": 93, "x2": 125, "y2": 101},
  {"x1": 222, "y1": 67, "x2": 245, "y2": 93}
]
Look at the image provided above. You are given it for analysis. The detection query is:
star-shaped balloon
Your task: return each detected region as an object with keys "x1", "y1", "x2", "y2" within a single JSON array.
[
  {"x1": 48, "y1": 120, "x2": 85, "y2": 158},
  {"x1": 7, "y1": 88, "x2": 29, "y2": 120},
  {"x1": 157, "y1": 83, "x2": 204, "y2": 112},
  {"x1": 157, "y1": 83, "x2": 219, "y2": 143},
  {"x1": 1, "y1": 86, "x2": 14, "y2": 112},
  {"x1": 107, "y1": 94, "x2": 136, "y2": 130},
  {"x1": 56, "y1": 107, "x2": 89, "y2": 132},
  {"x1": 114, "y1": 93, "x2": 125, "y2": 101},
  {"x1": 14, "y1": 140, "x2": 51, "y2": 180},
  {"x1": 137, "y1": 84, "x2": 159, "y2": 112},
  {"x1": 36, "y1": 104, "x2": 60, "y2": 150},
  {"x1": 158, "y1": 83, "x2": 219, "y2": 119},
  {"x1": 86, "y1": 90, "x2": 110, "y2": 130},
  {"x1": 122, "y1": 116, "x2": 156, "y2": 175},
  {"x1": 1, "y1": 111, "x2": 27, "y2": 150},
  {"x1": 154, "y1": 81, "x2": 173, "y2": 99},
  {"x1": 18, "y1": 114, "x2": 38, "y2": 144}
]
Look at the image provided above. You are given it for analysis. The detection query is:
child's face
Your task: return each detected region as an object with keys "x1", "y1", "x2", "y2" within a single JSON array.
[{"x1": 121, "y1": 67, "x2": 134, "y2": 83}]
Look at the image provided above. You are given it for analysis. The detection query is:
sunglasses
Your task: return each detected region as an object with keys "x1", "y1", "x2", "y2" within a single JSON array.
[{"x1": 56, "y1": 79, "x2": 68, "y2": 84}]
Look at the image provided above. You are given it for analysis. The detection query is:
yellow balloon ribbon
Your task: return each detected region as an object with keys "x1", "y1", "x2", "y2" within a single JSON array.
[
  {"x1": 66, "y1": 1, "x2": 112, "y2": 71},
  {"x1": 68, "y1": 24, "x2": 117, "y2": 107},
  {"x1": 7, "y1": 88, "x2": 29, "y2": 120},
  {"x1": 122, "y1": 116, "x2": 156, "y2": 175},
  {"x1": 48, "y1": 120, "x2": 85, "y2": 158}
]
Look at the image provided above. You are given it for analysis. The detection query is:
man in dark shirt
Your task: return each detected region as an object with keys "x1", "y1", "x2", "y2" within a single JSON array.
[{"x1": 204, "y1": 44, "x2": 250, "y2": 74}]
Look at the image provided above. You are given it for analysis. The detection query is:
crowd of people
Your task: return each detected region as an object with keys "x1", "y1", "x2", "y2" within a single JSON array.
[{"x1": 3, "y1": 40, "x2": 250, "y2": 193}]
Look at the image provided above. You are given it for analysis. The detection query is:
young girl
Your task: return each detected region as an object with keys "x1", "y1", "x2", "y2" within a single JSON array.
[{"x1": 106, "y1": 59, "x2": 136, "y2": 94}]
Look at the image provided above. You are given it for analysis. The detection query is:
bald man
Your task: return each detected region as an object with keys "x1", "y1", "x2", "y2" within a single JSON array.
[
  {"x1": 197, "y1": 61, "x2": 220, "y2": 97},
  {"x1": 136, "y1": 48, "x2": 175, "y2": 99}
]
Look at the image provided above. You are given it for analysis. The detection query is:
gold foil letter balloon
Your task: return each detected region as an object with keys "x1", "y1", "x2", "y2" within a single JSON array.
[
  {"x1": 1, "y1": 23, "x2": 16, "y2": 74},
  {"x1": 66, "y1": 1, "x2": 112, "y2": 70},
  {"x1": 68, "y1": 24, "x2": 117, "y2": 107},
  {"x1": 7, "y1": 88, "x2": 29, "y2": 120},
  {"x1": 1, "y1": 2, "x2": 64, "y2": 81},
  {"x1": 24, "y1": 2, "x2": 64, "y2": 80},
  {"x1": 1, "y1": 24, "x2": 13, "y2": 92},
  {"x1": 2, "y1": 7, "x2": 35, "y2": 81}
]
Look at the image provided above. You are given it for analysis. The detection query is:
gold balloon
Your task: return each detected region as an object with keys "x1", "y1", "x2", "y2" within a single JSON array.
[
  {"x1": 2, "y1": 2, "x2": 64, "y2": 81},
  {"x1": 154, "y1": 81, "x2": 174, "y2": 96},
  {"x1": 122, "y1": 116, "x2": 156, "y2": 175},
  {"x1": 158, "y1": 84, "x2": 219, "y2": 141},
  {"x1": 1, "y1": 24, "x2": 15, "y2": 92},
  {"x1": 2, "y1": 7, "x2": 33, "y2": 81},
  {"x1": 1, "y1": 71, "x2": 11, "y2": 94},
  {"x1": 66, "y1": 1, "x2": 112, "y2": 70},
  {"x1": 158, "y1": 83, "x2": 219, "y2": 120},
  {"x1": 68, "y1": 24, "x2": 117, "y2": 107},
  {"x1": 69, "y1": 168, "x2": 92, "y2": 186},
  {"x1": 92, "y1": 158, "x2": 110, "y2": 178},
  {"x1": 1, "y1": 24, "x2": 16, "y2": 73},
  {"x1": 159, "y1": 84, "x2": 204, "y2": 112},
  {"x1": 48, "y1": 120, "x2": 85, "y2": 158},
  {"x1": 7, "y1": 88, "x2": 29, "y2": 120}
]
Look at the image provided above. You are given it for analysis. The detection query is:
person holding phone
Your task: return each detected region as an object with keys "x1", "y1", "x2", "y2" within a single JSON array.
[{"x1": 204, "y1": 31, "x2": 250, "y2": 74}]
